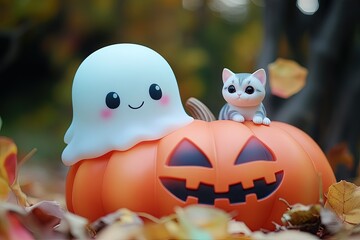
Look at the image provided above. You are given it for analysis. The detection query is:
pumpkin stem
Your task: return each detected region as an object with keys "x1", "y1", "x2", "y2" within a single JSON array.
[{"x1": 185, "y1": 97, "x2": 216, "y2": 122}]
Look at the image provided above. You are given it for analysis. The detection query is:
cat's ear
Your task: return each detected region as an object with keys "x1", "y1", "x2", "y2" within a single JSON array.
[
  {"x1": 222, "y1": 68, "x2": 234, "y2": 83},
  {"x1": 252, "y1": 68, "x2": 266, "y2": 86}
]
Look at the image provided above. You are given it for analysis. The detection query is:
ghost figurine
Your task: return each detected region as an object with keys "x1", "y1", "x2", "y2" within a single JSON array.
[{"x1": 62, "y1": 44, "x2": 193, "y2": 166}]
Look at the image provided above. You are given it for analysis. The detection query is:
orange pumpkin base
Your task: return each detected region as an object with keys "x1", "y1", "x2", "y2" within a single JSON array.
[{"x1": 66, "y1": 120, "x2": 335, "y2": 230}]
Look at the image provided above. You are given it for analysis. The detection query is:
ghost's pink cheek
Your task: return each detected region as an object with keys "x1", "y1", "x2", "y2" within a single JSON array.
[
  {"x1": 101, "y1": 109, "x2": 113, "y2": 119},
  {"x1": 159, "y1": 95, "x2": 170, "y2": 106}
]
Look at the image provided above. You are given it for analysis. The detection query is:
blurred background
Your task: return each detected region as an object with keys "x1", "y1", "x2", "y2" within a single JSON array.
[{"x1": 0, "y1": 0, "x2": 359, "y2": 181}]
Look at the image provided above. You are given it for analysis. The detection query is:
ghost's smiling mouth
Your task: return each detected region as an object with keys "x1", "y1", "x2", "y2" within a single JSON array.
[{"x1": 128, "y1": 101, "x2": 144, "y2": 110}]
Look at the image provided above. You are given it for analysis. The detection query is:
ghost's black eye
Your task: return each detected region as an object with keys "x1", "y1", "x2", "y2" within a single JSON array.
[
  {"x1": 149, "y1": 83, "x2": 162, "y2": 100},
  {"x1": 245, "y1": 86, "x2": 255, "y2": 94},
  {"x1": 228, "y1": 85, "x2": 236, "y2": 94},
  {"x1": 105, "y1": 92, "x2": 120, "y2": 109}
]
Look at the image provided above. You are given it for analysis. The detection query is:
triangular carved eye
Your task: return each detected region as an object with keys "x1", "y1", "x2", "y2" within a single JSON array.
[
  {"x1": 235, "y1": 137, "x2": 274, "y2": 165},
  {"x1": 167, "y1": 139, "x2": 212, "y2": 168}
]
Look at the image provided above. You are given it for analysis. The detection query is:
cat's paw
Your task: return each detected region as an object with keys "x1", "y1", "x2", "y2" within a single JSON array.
[
  {"x1": 252, "y1": 116, "x2": 263, "y2": 124},
  {"x1": 232, "y1": 115, "x2": 245, "y2": 122},
  {"x1": 263, "y1": 117, "x2": 271, "y2": 125}
]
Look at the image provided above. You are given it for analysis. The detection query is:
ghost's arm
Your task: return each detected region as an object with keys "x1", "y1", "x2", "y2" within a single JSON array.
[{"x1": 64, "y1": 123, "x2": 74, "y2": 144}]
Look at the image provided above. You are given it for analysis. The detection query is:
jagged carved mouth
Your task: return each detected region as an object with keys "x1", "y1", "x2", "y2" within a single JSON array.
[{"x1": 160, "y1": 171, "x2": 284, "y2": 204}]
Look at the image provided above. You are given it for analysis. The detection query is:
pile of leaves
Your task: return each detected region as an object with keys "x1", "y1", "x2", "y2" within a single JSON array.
[{"x1": 1, "y1": 133, "x2": 360, "y2": 239}]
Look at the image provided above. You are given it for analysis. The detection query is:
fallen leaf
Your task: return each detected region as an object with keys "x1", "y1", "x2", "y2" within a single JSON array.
[
  {"x1": 0, "y1": 178, "x2": 10, "y2": 200},
  {"x1": 320, "y1": 207, "x2": 343, "y2": 235},
  {"x1": 325, "y1": 180, "x2": 360, "y2": 225},
  {"x1": 91, "y1": 208, "x2": 143, "y2": 234},
  {"x1": 0, "y1": 201, "x2": 32, "y2": 240},
  {"x1": 0, "y1": 137, "x2": 17, "y2": 187},
  {"x1": 282, "y1": 202, "x2": 321, "y2": 234},
  {"x1": 174, "y1": 205, "x2": 230, "y2": 239},
  {"x1": 0, "y1": 137, "x2": 31, "y2": 206},
  {"x1": 327, "y1": 142, "x2": 354, "y2": 171},
  {"x1": 5, "y1": 213, "x2": 34, "y2": 240},
  {"x1": 97, "y1": 222, "x2": 143, "y2": 240},
  {"x1": 227, "y1": 220, "x2": 252, "y2": 236},
  {"x1": 26, "y1": 201, "x2": 64, "y2": 228},
  {"x1": 268, "y1": 58, "x2": 308, "y2": 98},
  {"x1": 55, "y1": 211, "x2": 90, "y2": 239},
  {"x1": 251, "y1": 230, "x2": 319, "y2": 240}
]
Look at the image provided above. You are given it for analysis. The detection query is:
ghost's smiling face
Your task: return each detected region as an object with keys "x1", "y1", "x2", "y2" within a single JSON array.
[{"x1": 62, "y1": 44, "x2": 193, "y2": 166}]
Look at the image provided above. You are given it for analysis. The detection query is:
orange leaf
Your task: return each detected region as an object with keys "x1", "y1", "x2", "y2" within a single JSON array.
[
  {"x1": 325, "y1": 181, "x2": 360, "y2": 225},
  {"x1": 327, "y1": 142, "x2": 354, "y2": 171},
  {"x1": 0, "y1": 137, "x2": 18, "y2": 186},
  {"x1": 268, "y1": 58, "x2": 308, "y2": 98}
]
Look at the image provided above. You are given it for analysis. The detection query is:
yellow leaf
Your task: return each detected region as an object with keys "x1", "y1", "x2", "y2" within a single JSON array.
[
  {"x1": 0, "y1": 137, "x2": 17, "y2": 185},
  {"x1": 325, "y1": 181, "x2": 360, "y2": 225},
  {"x1": 0, "y1": 178, "x2": 10, "y2": 200},
  {"x1": 174, "y1": 205, "x2": 230, "y2": 239},
  {"x1": 268, "y1": 58, "x2": 308, "y2": 98}
]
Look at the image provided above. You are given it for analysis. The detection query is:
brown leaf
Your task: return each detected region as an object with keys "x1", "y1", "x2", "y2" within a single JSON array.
[
  {"x1": 327, "y1": 142, "x2": 354, "y2": 171},
  {"x1": 325, "y1": 180, "x2": 360, "y2": 225},
  {"x1": 282, "y1": 203, "x2": 321, "y2": 234},
  {"x1": 268, "y1": 58, "x2": 308, "y2": 98}
]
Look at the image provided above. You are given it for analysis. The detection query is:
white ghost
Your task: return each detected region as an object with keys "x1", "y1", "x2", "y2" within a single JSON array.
[{"x1": 62, "y1": 44, "x2": 193, "y2": 166}]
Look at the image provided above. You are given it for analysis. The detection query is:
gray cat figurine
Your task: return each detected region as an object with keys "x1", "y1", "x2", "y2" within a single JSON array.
[{"x1": 219, "y1": 68, "x2": 271, "y2": 125}]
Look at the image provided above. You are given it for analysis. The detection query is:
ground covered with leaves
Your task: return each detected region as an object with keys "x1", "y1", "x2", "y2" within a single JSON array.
[{"x1": 1, "y1": 135, "x2": 360, "y2": 240}]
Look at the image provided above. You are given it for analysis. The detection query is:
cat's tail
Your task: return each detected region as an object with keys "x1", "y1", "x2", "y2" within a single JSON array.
[{"x1": 185, "y1": 97, "x2": 216, "y2": 122}]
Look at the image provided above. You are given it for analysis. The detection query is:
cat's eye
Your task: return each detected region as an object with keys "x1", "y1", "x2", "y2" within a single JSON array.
[
  {"x1": 149, "y1": 83, "x2": 162, "y2": 100},
  {"x1": 228, "y1": 85, "x2": 236, "y2": 94},
  {"x1": 245, "y1": 86, "x2": 255, "y2": 94},
  {"x1": 105, "y1": 92, "x2": 120, "y2": 109}
]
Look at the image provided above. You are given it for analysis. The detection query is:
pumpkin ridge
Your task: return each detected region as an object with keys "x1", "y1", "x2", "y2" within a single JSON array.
[
  {"x1": 270, "y1": 122, "x2": 319, "y2": 175},
  {"x1": 66, "y1": 161, "x2": 81, "y2": 213},
  {"x1": 153, "y1": 140, "x2": 160, "y2": 215},
  {"x1": 99, "y1": 152, "x2": 112, "y2": 217}
]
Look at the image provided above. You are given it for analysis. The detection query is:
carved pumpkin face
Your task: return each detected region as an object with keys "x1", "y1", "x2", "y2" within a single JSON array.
[{"x1": 66, "y1": 120, "x2": 335, "y2": 230}]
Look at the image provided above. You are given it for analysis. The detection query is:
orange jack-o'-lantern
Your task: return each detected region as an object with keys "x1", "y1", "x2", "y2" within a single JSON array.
[{"x1": 66, "y1": 120, "x2": 335, "y2": 230}]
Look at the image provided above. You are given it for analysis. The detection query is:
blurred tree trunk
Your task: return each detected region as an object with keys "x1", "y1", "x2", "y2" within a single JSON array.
[{"x1": 258, "y1": 0, "x2": 360, "y2": 179}]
